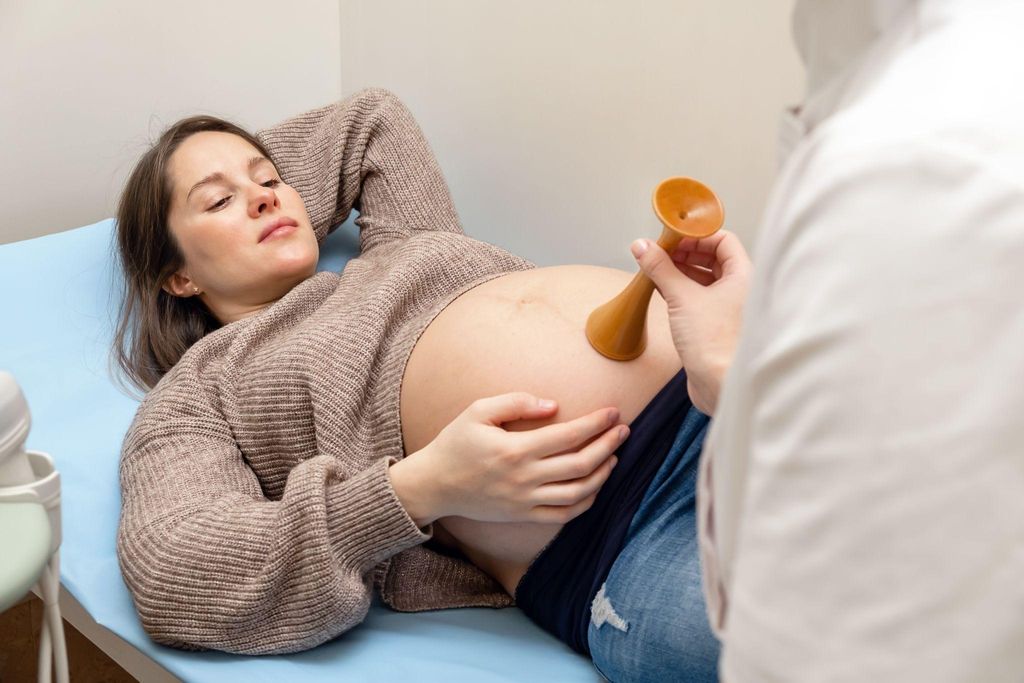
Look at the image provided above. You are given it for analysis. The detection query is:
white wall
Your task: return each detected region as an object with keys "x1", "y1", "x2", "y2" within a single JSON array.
[
  {"x1": 0, "y1": 0, "x2": 342, "y2": 244},
  {"x1": 3, "y1": 0, "x2": 803, "y2": 268},
  {"x1": 339, "y1": 0, "x2": 804, "y2": 268}
]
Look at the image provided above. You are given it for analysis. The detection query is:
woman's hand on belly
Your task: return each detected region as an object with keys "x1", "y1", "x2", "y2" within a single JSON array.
[{"x1": 411, "y1": 391, "x2": 630, "y2": 525}]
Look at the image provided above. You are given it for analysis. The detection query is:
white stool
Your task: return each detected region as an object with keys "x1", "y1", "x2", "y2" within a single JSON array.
[{"x1": 1, "y1": 368, "x2": 69, "y2": 683}]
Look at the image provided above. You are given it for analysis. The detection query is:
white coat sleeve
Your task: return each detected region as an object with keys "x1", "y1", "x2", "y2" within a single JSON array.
[{"x1": 717, "y1": 138, "x2": 1024, "y2": 683}]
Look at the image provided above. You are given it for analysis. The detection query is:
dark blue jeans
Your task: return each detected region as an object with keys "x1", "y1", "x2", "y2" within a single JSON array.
[
  {"x1": 586, "y1": 404, "x2": 719, "y2": 682},
  {"x1": 515, "y1": 366, "x2": 720, "y2": 681}
]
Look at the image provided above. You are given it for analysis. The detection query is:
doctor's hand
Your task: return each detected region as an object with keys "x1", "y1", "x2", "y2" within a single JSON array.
[
  {"x1": 630, "y1": 229, "x2": 752, "y2": 416},
  {"x1": 410, "y1": 394, "x2": 629, "y2": 525}
]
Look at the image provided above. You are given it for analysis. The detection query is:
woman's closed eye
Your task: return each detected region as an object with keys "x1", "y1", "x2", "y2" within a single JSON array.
[{"x1": 207, "y1": 179, "x2": 282, "y2": 211}]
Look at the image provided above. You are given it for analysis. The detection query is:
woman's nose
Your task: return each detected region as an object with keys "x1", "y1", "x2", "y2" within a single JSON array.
[{"x1": 248, "y1": 183, "x2": 279, "y2": 217}]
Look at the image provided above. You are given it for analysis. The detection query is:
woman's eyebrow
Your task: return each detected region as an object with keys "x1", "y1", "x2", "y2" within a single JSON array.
[{"x1": 186, "y1": 156, "x2": 272, "y2": 203}]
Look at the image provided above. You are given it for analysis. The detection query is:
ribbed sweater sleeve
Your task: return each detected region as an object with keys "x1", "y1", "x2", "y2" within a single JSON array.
[
  {"x1": 255, "y1": 87, "x2": 463, "y2": 254},
  {"x1": 115, "y1": 368, "x2": 433, "y2": 655}
]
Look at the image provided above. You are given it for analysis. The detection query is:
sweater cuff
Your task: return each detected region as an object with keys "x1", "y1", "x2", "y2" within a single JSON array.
[{"x1": 324, "y1": 456, "x2": 433, "y2": 574}]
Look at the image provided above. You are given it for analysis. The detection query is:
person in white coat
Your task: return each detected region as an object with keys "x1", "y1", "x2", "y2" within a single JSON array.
[{"x1": 629, "y1": 0, "x2": 1024, "y2": 680}]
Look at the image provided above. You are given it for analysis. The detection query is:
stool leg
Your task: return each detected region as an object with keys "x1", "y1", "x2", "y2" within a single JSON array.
[
  {"x1": 37, "y1": 578, "x2": 51, "y2": 683},
  {"x1": 35, "y1": 550, "x2": 69, "y2": 683}
]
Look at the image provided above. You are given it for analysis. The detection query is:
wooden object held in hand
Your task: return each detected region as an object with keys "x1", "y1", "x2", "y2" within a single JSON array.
[{"x1": 585, "y1": 177, "x2": 724, "y2": 361}]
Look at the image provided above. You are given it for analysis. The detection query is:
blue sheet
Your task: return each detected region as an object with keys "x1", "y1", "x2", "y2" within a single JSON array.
[{"x1": 0, "y1": 216, "x2": 602, "y2": 682}]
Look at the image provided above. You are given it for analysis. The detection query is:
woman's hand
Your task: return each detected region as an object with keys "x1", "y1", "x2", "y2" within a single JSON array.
[
  {"x1": 418, "y1": 393, "x2": 630, "y2": 525},
  {"x1": 631, "y1": 229, "x2": 752, "y2": 416}
]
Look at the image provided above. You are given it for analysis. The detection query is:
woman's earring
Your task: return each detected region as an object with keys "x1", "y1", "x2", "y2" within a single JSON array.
[{"x1": 193, "y1": 286, "x2": 201, "y2": 295}]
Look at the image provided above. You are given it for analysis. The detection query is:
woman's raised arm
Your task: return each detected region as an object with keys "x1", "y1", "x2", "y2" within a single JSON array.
[{"x1": 255, "y1": 87, "x2": 463, "y2": 254}]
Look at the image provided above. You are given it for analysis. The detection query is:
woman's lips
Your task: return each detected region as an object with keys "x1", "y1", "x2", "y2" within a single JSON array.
[
  {"x1": 260, "y1": 223, "x2": 298, "y2": 242},
  {"x1": 258, "y1": 217, "x2": 299, "y2": 242}
]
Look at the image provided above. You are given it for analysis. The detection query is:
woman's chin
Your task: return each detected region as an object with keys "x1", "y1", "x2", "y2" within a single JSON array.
[{"x1": 268, "y1": 245, "x2": 319, "y2": 275}]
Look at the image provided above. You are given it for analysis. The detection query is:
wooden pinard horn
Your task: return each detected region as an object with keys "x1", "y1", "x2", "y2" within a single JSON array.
[{"x1": 585, "y1": 177, "x2": 725, "y2": 361}]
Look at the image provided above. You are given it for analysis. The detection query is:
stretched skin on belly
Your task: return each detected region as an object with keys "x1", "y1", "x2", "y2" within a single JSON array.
[{"x1": 399, "y1": 264, "x2": 683, "y2": 596}]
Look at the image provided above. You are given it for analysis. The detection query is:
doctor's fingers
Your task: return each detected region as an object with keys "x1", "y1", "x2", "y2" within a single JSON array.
[
  {"x1": 674, "y1": 230, "x2": 747, "y2": 265},
  {"x1": 671, "y1": 248, "x2": 717, "y2": 269},
  {"x1": 711, "y1": 230, "x2": 752, "y2": 278},
  {"x1": 671, "y1": 251, "x2": 725, "y2": 281},
  {"x1": 681, "y1": 264, "x2": 717, "y2": 286},
  {"x1": 674, "y1": 231, "x2": 731, "y2": 256}
]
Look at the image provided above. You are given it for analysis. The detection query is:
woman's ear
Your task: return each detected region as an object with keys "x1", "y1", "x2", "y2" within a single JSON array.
[{"x1": 162, "y1": 271, "x2": 199, "y2": 297}]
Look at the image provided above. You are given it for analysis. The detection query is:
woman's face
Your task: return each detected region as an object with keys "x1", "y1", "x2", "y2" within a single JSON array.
[{"x1": 164, "y1": 131, "x2": 319, "y2": 324}]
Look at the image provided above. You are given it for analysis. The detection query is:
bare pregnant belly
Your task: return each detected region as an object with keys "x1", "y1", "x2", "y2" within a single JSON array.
[{"x1": 399, "y1": 264, "x2": 683, "y2": 598}]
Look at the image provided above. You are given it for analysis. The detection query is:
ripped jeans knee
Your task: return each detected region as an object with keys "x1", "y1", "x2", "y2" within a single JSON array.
[
  {"x1": 587, "y1": 572, "x2": 719, "y2": 683},
  {"x1": 590, "y1": 582, "x2": 630, "y2": 633}
]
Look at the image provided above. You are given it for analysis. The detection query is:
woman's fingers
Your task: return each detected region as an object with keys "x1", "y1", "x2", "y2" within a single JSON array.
[
  {"x1": 471, "y1": 391, "x2": 558, "y2": 426},
  {"x1": 530, "y1": 420, "x2": 627, "y2": 493},
  {"x1": 531, "y1": 450, "x2": 619, "y2": 508},
  {"x1": 508, "y1": 405, "x2": 622, "y2": 458},
  {"x1": 530, "y1": 490, "x2": 602, "y2": 525}
]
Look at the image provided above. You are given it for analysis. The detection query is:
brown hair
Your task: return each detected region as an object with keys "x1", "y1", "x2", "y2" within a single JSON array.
[{"x1": 109, "y1": 115, "x2": 275, "y2": 397}]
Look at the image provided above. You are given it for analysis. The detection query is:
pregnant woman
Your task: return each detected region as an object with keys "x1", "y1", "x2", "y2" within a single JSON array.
[{"x1": 113, "y1": 88, "x2": 738, "y2": 682}]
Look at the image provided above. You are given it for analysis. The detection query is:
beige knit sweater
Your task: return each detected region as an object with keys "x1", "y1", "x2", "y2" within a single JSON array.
[{"x1": 116, "y1": 88, "x2": 537, "y2": 655}]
